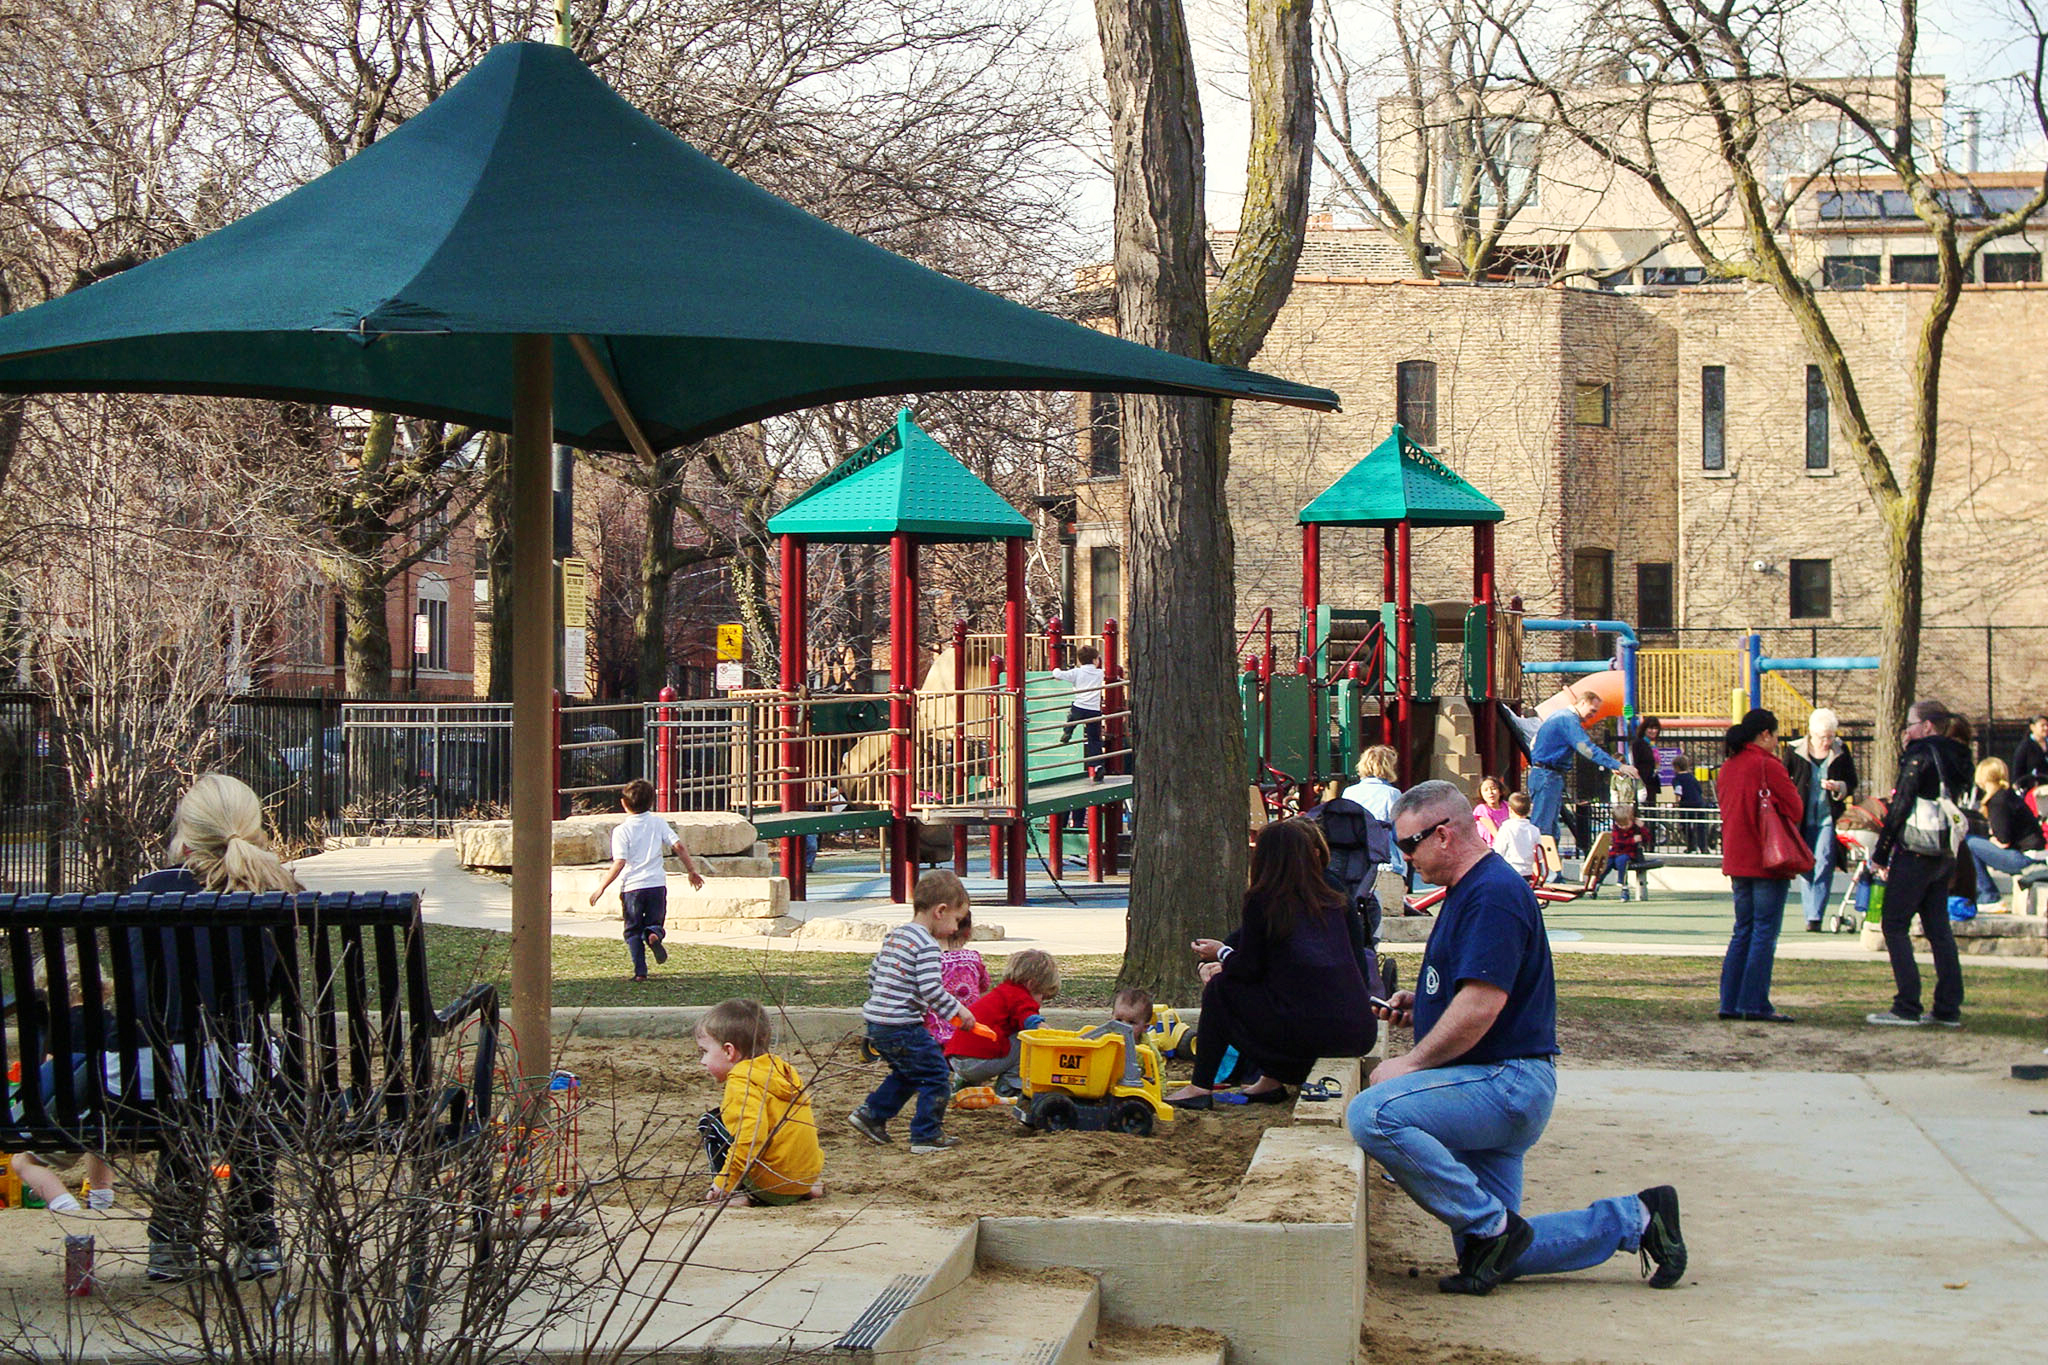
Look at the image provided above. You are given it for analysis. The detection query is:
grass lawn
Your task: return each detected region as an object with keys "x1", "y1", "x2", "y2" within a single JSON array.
[{"x1": 423, "y1": 926, "x2": 2045, "y2": 1040}]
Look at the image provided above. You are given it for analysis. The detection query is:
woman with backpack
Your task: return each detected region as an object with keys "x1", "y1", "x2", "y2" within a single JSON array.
[
  {"x1": 1715, "y1": 709, "x2": 1805, "y2": 1023},
  {"x1": 1165, "y1": 819, "x2": 1378, "y2": 1109},
  {"x1": 1865, "y1": 700, "x2": 1971, "y2": 1028}
]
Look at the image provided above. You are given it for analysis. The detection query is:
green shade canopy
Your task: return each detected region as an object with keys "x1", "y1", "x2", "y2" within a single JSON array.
[
  {"x1": 0, "y1": 42, "x2": 1338, "y2": 445},
  {"x1": 1298, "y1": 424, "x2": 1503, "y2": 528},
  {"x1": 768, "y1": 408, "x2": 1032, "y2": 543}
]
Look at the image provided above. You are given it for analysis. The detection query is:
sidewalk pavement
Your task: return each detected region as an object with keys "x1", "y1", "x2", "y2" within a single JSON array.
[{"x1": 289, "y1": 841, "x2": 2046, "y2": 969}]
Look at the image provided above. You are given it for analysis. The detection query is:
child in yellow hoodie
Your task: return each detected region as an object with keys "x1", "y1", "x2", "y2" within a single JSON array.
[{"x1": 695, "y1": 998, "x2": 826, "y2": 1206}]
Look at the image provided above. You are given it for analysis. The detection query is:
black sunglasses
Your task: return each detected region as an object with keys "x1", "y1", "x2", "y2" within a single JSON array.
[{"x1": 1395, "y1": 817, "x2": 1451, "y2": 856}]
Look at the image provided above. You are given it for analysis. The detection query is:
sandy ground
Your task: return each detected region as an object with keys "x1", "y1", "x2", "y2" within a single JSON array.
[{"x1": 559, "y1": 1034, "x2": 1291, "y2": 1220}]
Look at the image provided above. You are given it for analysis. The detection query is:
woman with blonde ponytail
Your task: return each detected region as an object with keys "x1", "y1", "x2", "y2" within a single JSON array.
[
  {"x1": 130, "y1": 772, "x2": 293, "y2": 1283},
  {"x1": 149, "y1": 772, "x2": 302, "y2": 895}
]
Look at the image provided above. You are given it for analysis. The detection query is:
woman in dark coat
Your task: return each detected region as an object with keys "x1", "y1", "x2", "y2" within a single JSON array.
[
  {"x1": 1165, "y1": 820, "x2": 1378, "y2": 1108},
  {"x1": 1716, "y1": 709, "x2": 1805, "y2": 1023}
]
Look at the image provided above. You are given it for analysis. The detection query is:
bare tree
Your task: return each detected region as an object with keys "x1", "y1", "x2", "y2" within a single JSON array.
[
  {"x1": 1493, "y1": 0, "x2": 2048, "y2": 778},
  {"x1": 1316, "y1": 0, "x2": 1552, "y2": 277},
  {"x1": 1095, "y1": 0, "x2": 1317, "y2": 994}
]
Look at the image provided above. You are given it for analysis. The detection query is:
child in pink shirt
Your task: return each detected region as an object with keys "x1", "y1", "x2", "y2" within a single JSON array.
[{"x1": 922, "y1": 911, "x2": 990, "y2": 1045}]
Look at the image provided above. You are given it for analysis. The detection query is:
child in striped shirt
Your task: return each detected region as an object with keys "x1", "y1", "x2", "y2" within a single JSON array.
[{"x1": 849, "y1": 869, "x2": 994, "y2": 1153}]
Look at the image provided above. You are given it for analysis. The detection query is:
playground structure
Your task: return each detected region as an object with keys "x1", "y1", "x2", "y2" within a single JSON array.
[
  {"x1": 643, "y1": 410, "x2": 1134, "y2": 906},
  {"x1": 1238, "y1": 424, "x2": 1512, "y2": 810}
]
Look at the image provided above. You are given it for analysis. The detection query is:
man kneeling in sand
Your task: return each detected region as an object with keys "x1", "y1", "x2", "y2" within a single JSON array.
[{"x1": 1346, "y1": 781, "x2": 1688, "y2": 1295}]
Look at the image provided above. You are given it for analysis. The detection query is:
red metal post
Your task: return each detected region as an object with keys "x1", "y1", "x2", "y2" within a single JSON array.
[
  {"x1": 1086, "y1": 803, "x2": 1103, "y2": 882},
  {"x1": 1476, "y1": 523, "x2": 1498, "y2": 779},
  {"x1": 1379, "y1": 526, "x2": 1397, "y2": 749},
  {"x1": 888, "y1": 532, "x2": 912, "y2": 904},
  {"x1": 1396, "y1": 520, "x2": 1414, "y2": 789},
  {"x1": 777, "y1": 535, "x2": 805, "y2": 894},
  {"x1": 1103, "y1": 619, "x2": 1124, "y2": 775},
  {"x1": 1302, "y1": 523, "x2": 1322, "y2": 676},
  {"x1": 656, "y1": 685, "x2": 678, "y2": 812},
  {"x1": 1047, "y1": 811, "x2": 1064, "y2": 880},
  {"x1": 989, "y1": 656, "x2": 1006, "y2": 881},
  {"x1": 1005, "y1": 537, "x2": 1028, "y2": 906},
  {"x1": 952, "y1": 619, "x2": 969, "y2": 873},
  {"x1": 1047, "y1": 615, "x2": 1065, "y2": 668}
]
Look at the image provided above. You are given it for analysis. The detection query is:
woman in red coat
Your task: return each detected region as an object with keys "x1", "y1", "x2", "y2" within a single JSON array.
[{"x1": 1716, "y1": 709, "x2": 1805, "y2": 1023}]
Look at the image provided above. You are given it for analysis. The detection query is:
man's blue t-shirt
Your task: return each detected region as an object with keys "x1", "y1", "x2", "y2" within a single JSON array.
[{"x1": 1411, "y1": 852, "x2": 1558, "y2": 1064}]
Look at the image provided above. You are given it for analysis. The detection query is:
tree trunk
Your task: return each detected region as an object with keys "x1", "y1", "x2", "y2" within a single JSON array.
[
  {"x1": 637, "y1": 453, "x2": 685, "y2": 697},
  {"x1": 343, "y1": 564, "x2": 394, "y2": 696},
  {"x1": 1096, "y1": 0, "x2": 1239, "y2": 1000}
]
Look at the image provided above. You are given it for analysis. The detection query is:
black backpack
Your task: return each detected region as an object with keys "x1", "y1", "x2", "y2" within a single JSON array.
[{"x1": 1310, "y1": 797, "x2": 1391, "y2": 948}]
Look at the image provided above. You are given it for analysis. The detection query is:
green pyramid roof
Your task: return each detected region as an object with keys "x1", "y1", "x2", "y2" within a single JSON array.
[
  {"x1": 1298, "y1": 424, "x2": 1504, "y2": 527},
  {"x1": 768, "y1": 408, "x2": 1034, "y2": 543}
]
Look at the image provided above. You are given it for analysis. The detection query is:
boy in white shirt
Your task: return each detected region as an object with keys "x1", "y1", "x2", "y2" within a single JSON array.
[
  {"x1": 1491, "y1": 791, "x2": 1543, "y2": 881},
  {"x1": 590, "y1": 778, "x2": 705, "y2": 982},
  {"x1": 1050, "y1": 644, "x2": 1107, "y2": 781}
]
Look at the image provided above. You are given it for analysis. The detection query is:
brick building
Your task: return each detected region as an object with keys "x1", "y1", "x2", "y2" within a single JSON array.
[{"x1": 1072, "y1": 230, "x2": 2048, "y2": 721}]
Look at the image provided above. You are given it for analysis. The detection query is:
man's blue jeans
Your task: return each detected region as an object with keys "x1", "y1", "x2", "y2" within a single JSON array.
[
  {"x1": 1797, "y1": 821, "x2": 1837, "y2": 924},
  {"x1": 1965, "y1": 835, "x2": 2036, "y2": 904},
  {"x1": 1720, "y1": 876, "x2": 1789, "y2": 1016},
  {"x1": 1348, "y1": 1057, "x2": 1644, "y2": 1277},
  {"x1": 1527, "y1": 767, "x2": 1565, "y2": 845},
  {"x1": 861, "y1": 1021, "x2": 952, "y2": 1143}
]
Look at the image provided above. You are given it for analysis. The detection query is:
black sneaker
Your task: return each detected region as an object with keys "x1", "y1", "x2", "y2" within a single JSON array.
[
  {"x1": 1637, "y1": 1185, "x2": 1686, "y2": 1288},
  {"x1": 1437, "y1": 1210, "x2": 1532, "y2": 1295},
  {"x1": 847, "y1": 1109, "x2": 891, "y2": 1145},
  {"x1": 647, "y1": 930, "x2": 668, "y2": 965}
]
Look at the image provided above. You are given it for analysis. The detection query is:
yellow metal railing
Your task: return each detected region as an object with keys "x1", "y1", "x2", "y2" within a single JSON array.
[
  {"x1": 1634, "y1": 648, "x2": 1811, "y2": 729},
  {"x1": 1637, "y1": 649, "x2": 1744, "y2": 720},
  {"x1": 908, "y1": 687, "x2": 1017, "y2": 812}
]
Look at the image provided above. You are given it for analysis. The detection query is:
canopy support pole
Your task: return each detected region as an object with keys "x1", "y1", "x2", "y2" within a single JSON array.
[{"x1": 510, "y1": 334, "x2": 556, "y2": 1081}]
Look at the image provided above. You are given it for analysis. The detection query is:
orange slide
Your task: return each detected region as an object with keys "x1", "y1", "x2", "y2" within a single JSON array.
[{"x1": 1534, "y1": 668, "x2": 1626, "y2": 724}]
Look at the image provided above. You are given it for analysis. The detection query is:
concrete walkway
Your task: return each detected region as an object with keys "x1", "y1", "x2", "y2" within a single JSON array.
[
  {"x1": 1373, "y1": 1065, "x2": 2048, "y2": 1361},
  {"x1": 290, "y1": 841, "x2": 2046, "y2": 969}
]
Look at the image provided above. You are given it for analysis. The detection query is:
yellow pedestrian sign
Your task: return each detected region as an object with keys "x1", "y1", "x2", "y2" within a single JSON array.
[{"x1": 717, "y1": 623, "x2": 744, "y2": 661}]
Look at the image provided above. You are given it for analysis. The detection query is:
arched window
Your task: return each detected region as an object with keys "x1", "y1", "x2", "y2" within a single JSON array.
[{"x1": 1396, "y1": 361, "x2": 1437, "y2": 447}]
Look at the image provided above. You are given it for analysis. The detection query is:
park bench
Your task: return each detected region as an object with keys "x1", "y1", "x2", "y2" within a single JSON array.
[{"x1": 0, "y1": 890, "x2": 498, "y2": 1215}]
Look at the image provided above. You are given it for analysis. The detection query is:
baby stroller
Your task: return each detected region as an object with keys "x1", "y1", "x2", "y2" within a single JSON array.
[{"x1": 1825, "y1": 829, "x2": 1876, "y2": 934}]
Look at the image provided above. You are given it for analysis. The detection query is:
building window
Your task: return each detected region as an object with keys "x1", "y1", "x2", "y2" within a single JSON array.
[
  {"x1": 1643, "y1": 266, "x2": 1706, "y2": 286},
  {"x1": 1088, "y1": 547, "x2": 1121, "y2": 635},
  {"x1": 1789, "y1": 559, "x2": 1832, "y2": 619},
  {"x1": 1889, "y1": 254, "x2": 1939, "y2": 285},
  {"x1": 1573, "y1": 382, "x2": 1612, "y2": 427},
  {"x1": 1984, "y1": 252, "x2": 2043, "y2": 283},
  {"x1": 1396, "y1": 360, "x2": 1437, "y2": 447},
  {"x1": 1804, "y1": 366, "x2": 1830, "y2": 470},
  {"x1": 332, "y1": 599, "x2": 348, "y2": 672},
  {"x1": 1087, "y1": 392, "x2": 1121, "y2": 478},
  {"x1": 1440, "y1": 119, "x2": 1541, "y2": 209},
  {"x1": 1822, "y1": 256, "x2": 1880, "y2": 290},
  {"x1": 416, "y1": 574, "x2": 450, "y2": 671},
  {"x1": 1701, "y1": 366, "x2": 1726, "y2": 470},
  {"x1": 1636, "y1": 562, "x2": 1674, "y2": 633},
  {"x1": 1572, "y1": 549, "x2": 1613, "y2": 619},
  {"x1": 420, "y1": 502, "x2": 451, "y2": 563}
]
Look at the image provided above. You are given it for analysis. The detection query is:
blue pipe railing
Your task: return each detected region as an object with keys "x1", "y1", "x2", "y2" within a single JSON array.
[{"x1": 1521, "y1": 618, "x2": 1640, "y2": 645}]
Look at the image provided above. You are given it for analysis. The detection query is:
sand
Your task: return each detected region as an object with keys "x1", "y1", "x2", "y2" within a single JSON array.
[{"x1": 559, "y1": 1033, "x2": 1291, "y2": 1221}]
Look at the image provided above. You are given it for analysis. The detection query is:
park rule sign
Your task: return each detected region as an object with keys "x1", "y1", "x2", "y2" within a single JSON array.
[{"x1": 716, "y1": 624, "x2": 743, "y2": 660}]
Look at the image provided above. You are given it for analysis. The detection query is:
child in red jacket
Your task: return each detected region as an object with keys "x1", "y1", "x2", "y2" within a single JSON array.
[{"x1": 943, "y1": 949, "x2": 1061, "y2": 1094}]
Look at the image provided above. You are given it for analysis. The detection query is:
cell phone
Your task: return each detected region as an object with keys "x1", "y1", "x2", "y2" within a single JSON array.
[{"x1": 1369, "y1": 996, "x2": 1396, "y2": 1011}]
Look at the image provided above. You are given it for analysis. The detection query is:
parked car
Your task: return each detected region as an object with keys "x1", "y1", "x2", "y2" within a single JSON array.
[{"x1": 282, "y1": 725, "x2": 347, "y2": 779}]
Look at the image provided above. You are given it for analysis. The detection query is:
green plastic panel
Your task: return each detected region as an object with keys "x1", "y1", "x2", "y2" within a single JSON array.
[
  {"x1": 1379, "y1": 602, "x2": 1437, "y2": 703},
  {"x1": 1462, "y1": 606, "x2": 1490, "y2": 699},
  {"x1": 1265, "y1": 673, "x2": 1314, "y2": 782}
]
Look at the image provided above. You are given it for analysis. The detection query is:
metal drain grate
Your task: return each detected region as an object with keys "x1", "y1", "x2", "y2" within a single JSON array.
[{"x1": 831, "y1": 1272, "x2": 927, "y2": 1352}]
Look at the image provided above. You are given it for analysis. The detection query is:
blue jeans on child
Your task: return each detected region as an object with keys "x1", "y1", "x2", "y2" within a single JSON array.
[
  {"x1": 861, "y1": 1021, "x2": 952, "y2": 1144},
  {"x1": 1719, "y1": 876, "x2": 1789, "y2": 1016},
  {"x1": 1347, "y1": 1056, "x2": 1645, "y2": 1276},
  {"x1": 1797, "y1": 820, "x2": 1837, "y2": 925},
  {"x1": 621, "y1": 887, "x2": 667, "y2": 977}
]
